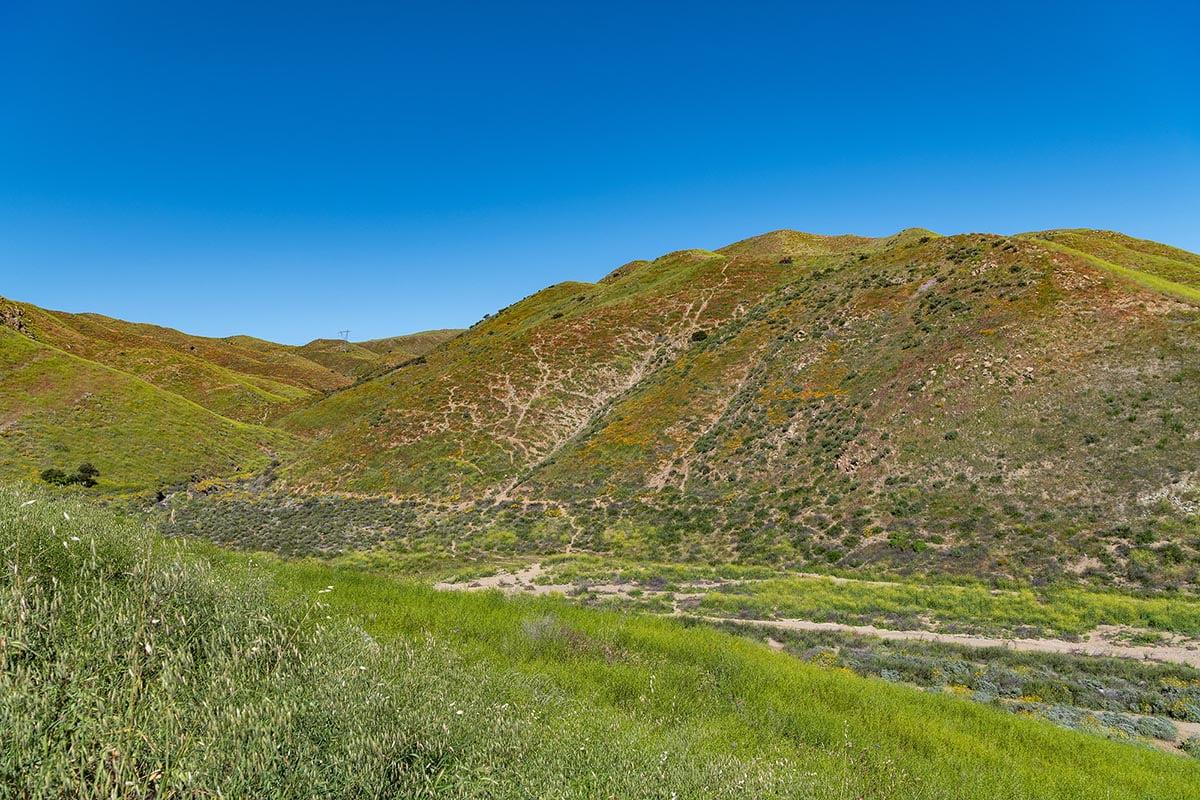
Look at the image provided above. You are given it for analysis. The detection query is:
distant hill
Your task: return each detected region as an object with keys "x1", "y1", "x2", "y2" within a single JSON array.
[
  {"x1": 295, "y1": 330, "x2": 463, "y2": 381},
  {"x1": 0, "y1": 324, "x2": 293, "y2": 491},
  {"x1": 0, "y1": 296, "x2": 459, "y2": 488}
]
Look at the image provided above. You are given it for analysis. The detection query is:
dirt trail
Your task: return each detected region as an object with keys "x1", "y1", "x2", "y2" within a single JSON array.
[
  {"x1": 435, "y1": 563, "x2": 726, "y2": 600},
  {"x1": 435, "y1": 564, "x2": 1200, "y2": 669},
  {"x1": 700, "y1": 617, "x2": 1200, "y2": 668},
  {"x1": 435, "y1": 563, "x2": 558, "y2": 593}
]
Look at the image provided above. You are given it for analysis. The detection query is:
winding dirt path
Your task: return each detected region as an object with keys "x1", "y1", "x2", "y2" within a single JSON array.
[
  {"x1": 435, "y1": 564, "x2": 1200, "y2": 669},
  {"x1": 701, "y1": 617, "x2": 1200, "y2": 668}
]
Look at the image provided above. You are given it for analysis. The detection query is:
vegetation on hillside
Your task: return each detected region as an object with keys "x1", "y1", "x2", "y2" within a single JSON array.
[
  {"x1": 4, "y1": 226, "x2": 1199, "y2": 588},
  {"x1": 39, "y1": 462, "x2": 100, "y2": 488},
  {"x1": 272, "y1": 228, "x2": 1200, "y2": 587},
  {"x1": 0, "y1": 294, "x2": 463, "y2": 424},
  {"x1": 0, "y1": 297, "x2": 457, "y2": 489},
  {"x1": 712, "y1": 621, "x2": 1200, "y2": 749}
]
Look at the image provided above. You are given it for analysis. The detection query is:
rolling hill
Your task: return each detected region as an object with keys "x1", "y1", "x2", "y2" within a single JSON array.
[
  {"x1": 5, "y1": 227, "x2": 1199, "y2": 586},
  {"x1": 0, "y1": 296, "x2": 459, "y2": 489},
  {"x1": 271, "y1": 228, "x2": 1200, "y2": 585}
]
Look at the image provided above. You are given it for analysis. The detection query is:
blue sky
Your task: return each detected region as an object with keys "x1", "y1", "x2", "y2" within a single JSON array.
[{"x1": 1, "y1": 1, "x2": 1197, "y2": 344}]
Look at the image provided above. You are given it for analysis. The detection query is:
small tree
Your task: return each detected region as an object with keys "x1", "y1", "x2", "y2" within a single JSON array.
[
  {"x1": 39, "y1": 463, "x2": 100, "y2": 488},
  {"x1": 75, "y1": 463, "x2": 100, "y2": 487},
  {"x1": 40, "y1": 468, "x2": 69, "y2": 486}
]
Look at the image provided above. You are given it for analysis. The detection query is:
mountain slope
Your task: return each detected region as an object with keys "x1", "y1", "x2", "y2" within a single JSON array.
[
  {"x1": 294, "y1": 329, "x2": 461, "y2": 380},
  {"x1": 278, "y1": 228, "x2": 1200, "y2": 583},
  {"x1": 5, "y1": 228, "x2": 1197, "y2": 584},
  {"x1": 1019, "y1": 229, "x2": 1200, "y2": 303}
]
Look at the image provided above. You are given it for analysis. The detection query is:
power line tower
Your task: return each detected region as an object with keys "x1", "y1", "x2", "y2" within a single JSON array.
[{"x1": 338, "y1": 329, "x2": 350, "y2": 352}]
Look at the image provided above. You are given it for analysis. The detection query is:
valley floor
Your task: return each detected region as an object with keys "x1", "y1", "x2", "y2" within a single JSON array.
[
  {"x1": 433, "y1": 559, "x2": 1200, "y2": 753},
  {"x1": 7, "y1": 486, "x2": 1200, "y2": 798},
  {"x1": 435, "y1": 561, "x2": 1200, "y2": 668}
]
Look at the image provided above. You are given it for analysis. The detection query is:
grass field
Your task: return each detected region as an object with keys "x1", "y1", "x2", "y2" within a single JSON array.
[
  {"x1": 707, "y1": 621, "x2": 1200, "y2": 745},
  {"x1": 5, "y1": 487, "x2": 1200, "y2": 798}
]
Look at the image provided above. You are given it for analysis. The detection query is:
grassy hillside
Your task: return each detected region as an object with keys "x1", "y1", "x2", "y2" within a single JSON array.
[
  {"x1": 5, "y1": 488, "x2": 1198, "y2": 798},
  {"x1": 5, "y1": 227, "x2": 1198, "y2": 586},
  {"x1": 0, "y1": 327, "x2": 294, "y2": 491},
  {"x1": 1019, "y1": 229, "x2": 1200, "y2": 302},
  {"x1": 0, "y1": 326, "x2": 297, "y2": 491},
  {"x1": 274, "y1": 228, "x2": 1200, "y2": 587},
  {"x1": 0, "y1": 295, "x2": 461, "y2": 424},
  {"x1": 0, "y1": 294, "x2": 458, "y2": 487},
  {"x1": 295, "y1": 328, "x2": 461, "y2": 379},
  {"x1": 0, "y1": 297, "x2": 345, "y2": 422}
]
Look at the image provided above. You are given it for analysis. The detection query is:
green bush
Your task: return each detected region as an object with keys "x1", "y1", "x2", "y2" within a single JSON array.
[
  {"x1": 38, "y1": 462, "x2": 100, "y2": 488},
  {"x1": 38, "y1": 468, "x2": 69, "y2": 486}
]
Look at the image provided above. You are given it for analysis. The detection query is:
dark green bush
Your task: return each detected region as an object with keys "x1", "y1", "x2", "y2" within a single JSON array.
[{"x1": 38, "y1": 462, "x2": 100, "y2": 488}]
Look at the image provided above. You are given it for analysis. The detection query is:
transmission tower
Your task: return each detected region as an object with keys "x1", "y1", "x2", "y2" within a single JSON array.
[{"x1": 338, "y1": 329, "x2": 350, "y2": 352}]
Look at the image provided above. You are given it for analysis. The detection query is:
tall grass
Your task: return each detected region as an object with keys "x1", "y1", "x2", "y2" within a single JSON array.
[
  {"x1": 1, "y1": 490, "x2": 426, "y2": 796},
  {"x1": 4, "y1": 488, "x2": 1199, "y2": 798}
]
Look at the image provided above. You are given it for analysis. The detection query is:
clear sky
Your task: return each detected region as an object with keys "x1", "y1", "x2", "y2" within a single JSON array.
[{"x1": 1, "y1": 1, "x2": 1197, "y2": 344}]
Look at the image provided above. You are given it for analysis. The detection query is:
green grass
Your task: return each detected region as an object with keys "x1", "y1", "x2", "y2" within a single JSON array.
[
  {"x1": 7, "y1": 488, "x2": 1197, "y2": 798},
  {"x1": 709, "y1": 621, "x2": 1200, "y2": 730},
  {"x1": 1021, "y1": 230, "x2": 1200, "y2": 295},
  {"x1": 1029, "y1": 239, "x2": 1200, "y2": 305},
  {"x1": 692, "y1": 575, "x2": 1200, "y2": 636}
]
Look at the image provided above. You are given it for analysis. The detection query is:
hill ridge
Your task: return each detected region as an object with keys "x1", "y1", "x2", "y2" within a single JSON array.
[{"x1": 0, "y1": 293, "x2": 459, "y2": 489}]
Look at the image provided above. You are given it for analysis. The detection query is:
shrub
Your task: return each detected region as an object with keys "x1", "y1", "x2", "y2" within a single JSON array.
[
  {"x1": 75, "y1": 462, "x2": 100, "y2": 486},
  {"x1": 1181, "y1": 736, "x2": 1200, "y2": 758},
  {"x1": 39, "y1": 468, "x2": 69, "y2": 486},
  {"x1": 1135, "y1": 716, "x2": 1177, "y2": 741},
  {"x1": 1098, "y1": 711, "x2": 1139, "y2": 737},
  {"x1": 38, "y1": 463, "x2": 100, "y2": 488}
]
